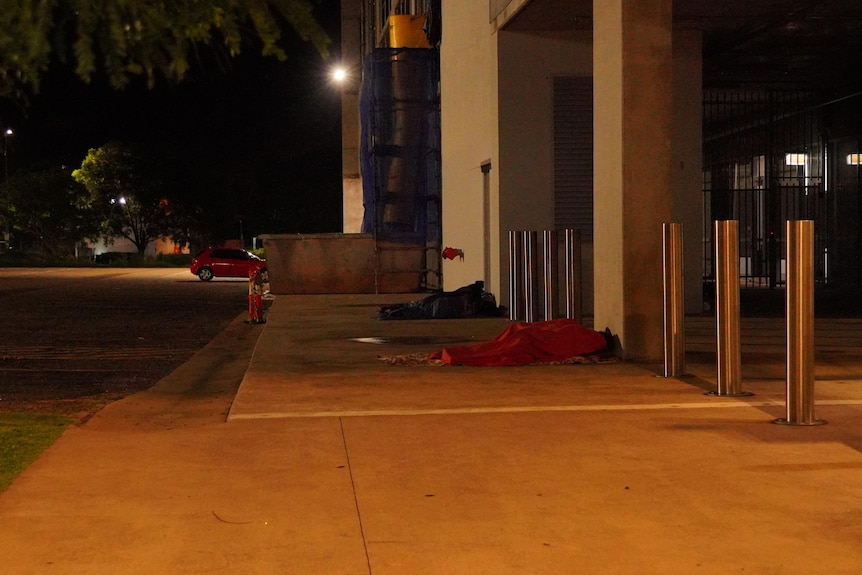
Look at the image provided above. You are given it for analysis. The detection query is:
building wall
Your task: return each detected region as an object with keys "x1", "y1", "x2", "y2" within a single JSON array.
[
  {"x1": 441, "y1": 14, "x2": 702, "y2": 322},
  {"x1": 498, "y1": 31, "x2": 592, "y2": 232},
  {"x1": 261, "y1": 234, "x2": 424, "y2": 294},
  {"x1": 440, "y1": 15, "x2": 596, "y2": 302},
  {"x1": 440, "y1": 2, "x2": 500, "y2": 293},
  {"x1": 498, "y1": 30, "x2": 594, "y2": 312}
]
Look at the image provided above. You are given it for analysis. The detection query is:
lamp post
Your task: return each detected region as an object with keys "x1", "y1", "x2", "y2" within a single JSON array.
[
  {"x1": 2, "y1": 127, "x2": 12, "y2": 184},
  {"x1": 2, "y1": 127, "x2": 12, "y2": 249}
]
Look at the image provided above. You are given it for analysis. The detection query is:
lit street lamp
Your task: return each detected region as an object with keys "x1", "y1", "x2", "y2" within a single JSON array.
[
  {"x1": 2, "y1": 127, "x2": 12, "y2": 184},
  {"x1": 332, "y1": 67, "x2": 347, "y2": 83},
  {"x1": 330, "y1": 63, "x2": 359, "y2": 94},
  {"x1": 2, "y1": 127, "x2": 11, "y2": 249}
]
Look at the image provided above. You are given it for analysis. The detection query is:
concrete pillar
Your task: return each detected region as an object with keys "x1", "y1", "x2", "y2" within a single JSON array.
[
  {"x1": 593, "y1": 0, "x2": 673, "y2": 361},
  {"x1": 341, "y1": 0, "x2": 363, "y2": 233}
]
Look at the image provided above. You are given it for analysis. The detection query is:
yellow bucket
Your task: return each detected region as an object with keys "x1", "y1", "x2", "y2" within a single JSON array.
[{"x1": 388, "y1": 15, "x2": 431, "y2": 48}]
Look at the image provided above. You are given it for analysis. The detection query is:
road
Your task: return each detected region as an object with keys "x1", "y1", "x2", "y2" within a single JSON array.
[{"x1": 0, "y1": 267, "x2": 260, "y2": 415}]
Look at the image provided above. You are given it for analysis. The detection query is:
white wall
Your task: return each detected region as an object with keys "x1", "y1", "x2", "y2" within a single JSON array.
[
  {"x1": 442, "y1": 16, "x2": 595, "y2": 302},
  {"x1": 440, "y1": 2, "x2": 500, "y2": 293}
]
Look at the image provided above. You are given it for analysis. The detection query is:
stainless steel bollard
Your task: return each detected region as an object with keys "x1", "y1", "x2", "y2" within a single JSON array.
[
  {"x1": 662, "y1": 223, "x2": 686, "y2": 377},
  {"x1": 542, "y1": 230, "x2": 559, "y2": 321},
  {"x1": 508, "y1": 230, "x2": 523, "y2": 321},
  {"x1": 564, "y1": 229, "x2": 582, "y2": 323},
  {"x1": 775, "y1": 220, "x2": 825, "y2": 425},
  {"x1": 522, "y1": 231, "x2": 538, "y2": 323},
  {"x1": 713, "y1": 220, "x2": 751, "y2": 396}
]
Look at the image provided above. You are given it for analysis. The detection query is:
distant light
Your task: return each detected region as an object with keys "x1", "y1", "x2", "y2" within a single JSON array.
[
  {"x1": 847, "y1": 154, "x2": 862, "y2": 166},
  {"x1": 332, "y1": 67, "x2": 347, "y2": 83},
  {"x1": 785, "y1": 153, "x2": 807, "y2": 166},
  {"x1": 3, "y1": 128, "x2": 12, "y2": 136}
]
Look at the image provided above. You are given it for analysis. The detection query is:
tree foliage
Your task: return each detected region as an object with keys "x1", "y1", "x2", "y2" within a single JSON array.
[
  {"x1": 72, "y1": 142, "x2": 193, "y2": 253},
  {"x1": 0, "y1": 163, "x2": 100, "y2": 254},
  {"x1": 0, "y1": 0, "x2": 330, "y2": 98}
]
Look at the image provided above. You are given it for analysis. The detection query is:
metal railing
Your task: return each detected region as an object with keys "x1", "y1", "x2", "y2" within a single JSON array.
[{"x1": 508, "y1": 229, "x2": 582, "y2": 323}]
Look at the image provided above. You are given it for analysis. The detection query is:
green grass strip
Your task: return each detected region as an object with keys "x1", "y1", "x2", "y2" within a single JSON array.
[{"x1": 0, "y1": 413, "x2": 74, "y2": 493}]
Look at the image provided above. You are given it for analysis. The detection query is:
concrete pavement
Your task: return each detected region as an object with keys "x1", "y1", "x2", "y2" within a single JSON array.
[{"x1": 2, "y1": 293, "x2": 862, "y2": 574}]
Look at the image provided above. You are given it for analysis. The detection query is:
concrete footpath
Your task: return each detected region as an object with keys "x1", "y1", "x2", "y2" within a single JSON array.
[{"x1": 2, "y1": 293, "x2": 862, "y2": 574}]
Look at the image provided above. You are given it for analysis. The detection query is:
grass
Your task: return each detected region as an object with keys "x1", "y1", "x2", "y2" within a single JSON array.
[{"x1": 0, "y1": 413, "x2": 74, "y2": 493}]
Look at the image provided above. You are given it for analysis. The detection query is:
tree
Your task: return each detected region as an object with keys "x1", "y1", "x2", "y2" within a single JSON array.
[
  {"x1": 0, "y1": 163, "x2": 101, "y2": 255},
  {"x1": 0, "y1": 0, "x2": 330, "y2": 99},
  {"x1": 72, "y1": 141, "x2": 188, "y2": 253}
]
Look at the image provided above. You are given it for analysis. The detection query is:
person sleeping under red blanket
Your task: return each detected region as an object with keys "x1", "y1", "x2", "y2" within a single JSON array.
[{"x1": 430, "y1": 318, "x2": 611, "y2": 366}]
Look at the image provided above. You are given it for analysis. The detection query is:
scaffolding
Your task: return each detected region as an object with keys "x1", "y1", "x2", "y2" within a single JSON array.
[{"x1": 360, "y1": 47, "x2": 441, "y2": 290}]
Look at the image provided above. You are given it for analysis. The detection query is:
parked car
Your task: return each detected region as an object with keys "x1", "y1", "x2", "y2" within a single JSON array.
[{"x1": 190, "y1": 248, "x2": 268, "y2": 282}]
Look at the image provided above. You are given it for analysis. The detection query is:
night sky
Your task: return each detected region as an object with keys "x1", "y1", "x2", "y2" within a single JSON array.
[{"x1": 1, "y1": 0, "x2": 343, "y2": 242}]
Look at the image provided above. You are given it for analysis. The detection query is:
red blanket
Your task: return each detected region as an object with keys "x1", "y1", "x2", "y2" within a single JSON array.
[{"x1": 430, "y1": 319, "x2": 608, "y2": 366}]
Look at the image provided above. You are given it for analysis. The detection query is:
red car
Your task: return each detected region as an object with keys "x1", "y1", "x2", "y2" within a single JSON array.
[{"x1": 190, "y1": 248, "x2": 268, "y2": 282}]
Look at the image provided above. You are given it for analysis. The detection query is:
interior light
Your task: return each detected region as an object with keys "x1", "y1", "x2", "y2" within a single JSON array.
[
  {"x1": 785, "y1": 153, "x2": 807, "y2": 166},
  {"x1": 847, "y1": 154, "x2": 862, "y2": 166}
]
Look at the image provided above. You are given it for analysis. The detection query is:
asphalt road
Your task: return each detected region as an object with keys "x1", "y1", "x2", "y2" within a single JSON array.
[{"x1": 0, "y1": 267, "x2": 258, "y2": 414}]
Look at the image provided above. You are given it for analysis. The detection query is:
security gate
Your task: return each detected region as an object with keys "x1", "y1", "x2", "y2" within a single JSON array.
[{"x1": 703, "y1": 89, "x2": 862, "y2": 288}]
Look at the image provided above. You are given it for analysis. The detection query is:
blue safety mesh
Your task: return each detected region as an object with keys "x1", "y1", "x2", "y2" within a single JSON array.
[{"x1": 360, "y1": 48, "x2": 440, "y2": 244}]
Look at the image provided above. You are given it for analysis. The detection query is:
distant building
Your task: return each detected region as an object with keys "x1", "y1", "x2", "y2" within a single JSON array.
[{"x1": 86, "y1": 236, "x2": 188, "y2": 260}]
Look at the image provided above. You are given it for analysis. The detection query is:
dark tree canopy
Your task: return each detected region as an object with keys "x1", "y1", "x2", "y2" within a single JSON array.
[
  {"x1": 0, "y1": 163, "x2": 100, "y2": 254},
  {"x1": 72, "y1": 142, "x2": 193, "y2": 253},
  {"x1": 0, "y1": 0, "x2": 330, "y2": 99}
]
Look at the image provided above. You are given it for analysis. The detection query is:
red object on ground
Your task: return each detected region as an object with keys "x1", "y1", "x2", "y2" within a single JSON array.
[
  {"x1": 248, "y1": 269, "x2": 265, "y2": 323},
  {"x1": 430, "y1": 318, "x2": 608, "y2": 366}
]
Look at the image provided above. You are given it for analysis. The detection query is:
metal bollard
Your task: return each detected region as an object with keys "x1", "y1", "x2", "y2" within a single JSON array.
[
  {"x1": 712, "y1": 220, "x2": 751, "y2": 396},
  {"x1": 542, "y1": 230, "x2": 559, "y2": 321},
  {"x1": 521, "y1": 231, "x2": 539, "y2": 323},
  {"x1": 661, "y1": 223, "x2": 686, "y2": 377},
  {"x1": 775, "y1": 220, "x2": 825, "y2": 425},
  {"x1": 564, "y1": 229, "x2": 582, "y2": 323},
  {"x1": 508, "y1": 231, "x2": 523, "y2": 321}
]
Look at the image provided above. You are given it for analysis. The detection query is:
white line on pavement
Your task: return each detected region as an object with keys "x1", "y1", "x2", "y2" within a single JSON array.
[{"x1": 228, "y1": 399, "x2": 862, "y2": 420}]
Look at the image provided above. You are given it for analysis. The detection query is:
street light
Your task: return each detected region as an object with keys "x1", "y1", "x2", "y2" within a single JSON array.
[
  {"x1": 2, "y1": 127, "x2": 11, "y2": 249},
  {"x1": 3, "y1": 128, "x2": 12, "y2": 184},
  {"x1": 332, "y1": 67, "x2": 348, "y2": 83},
  {"x1": 330, "y1": 63, "x2": 359, "y2": 91}
]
